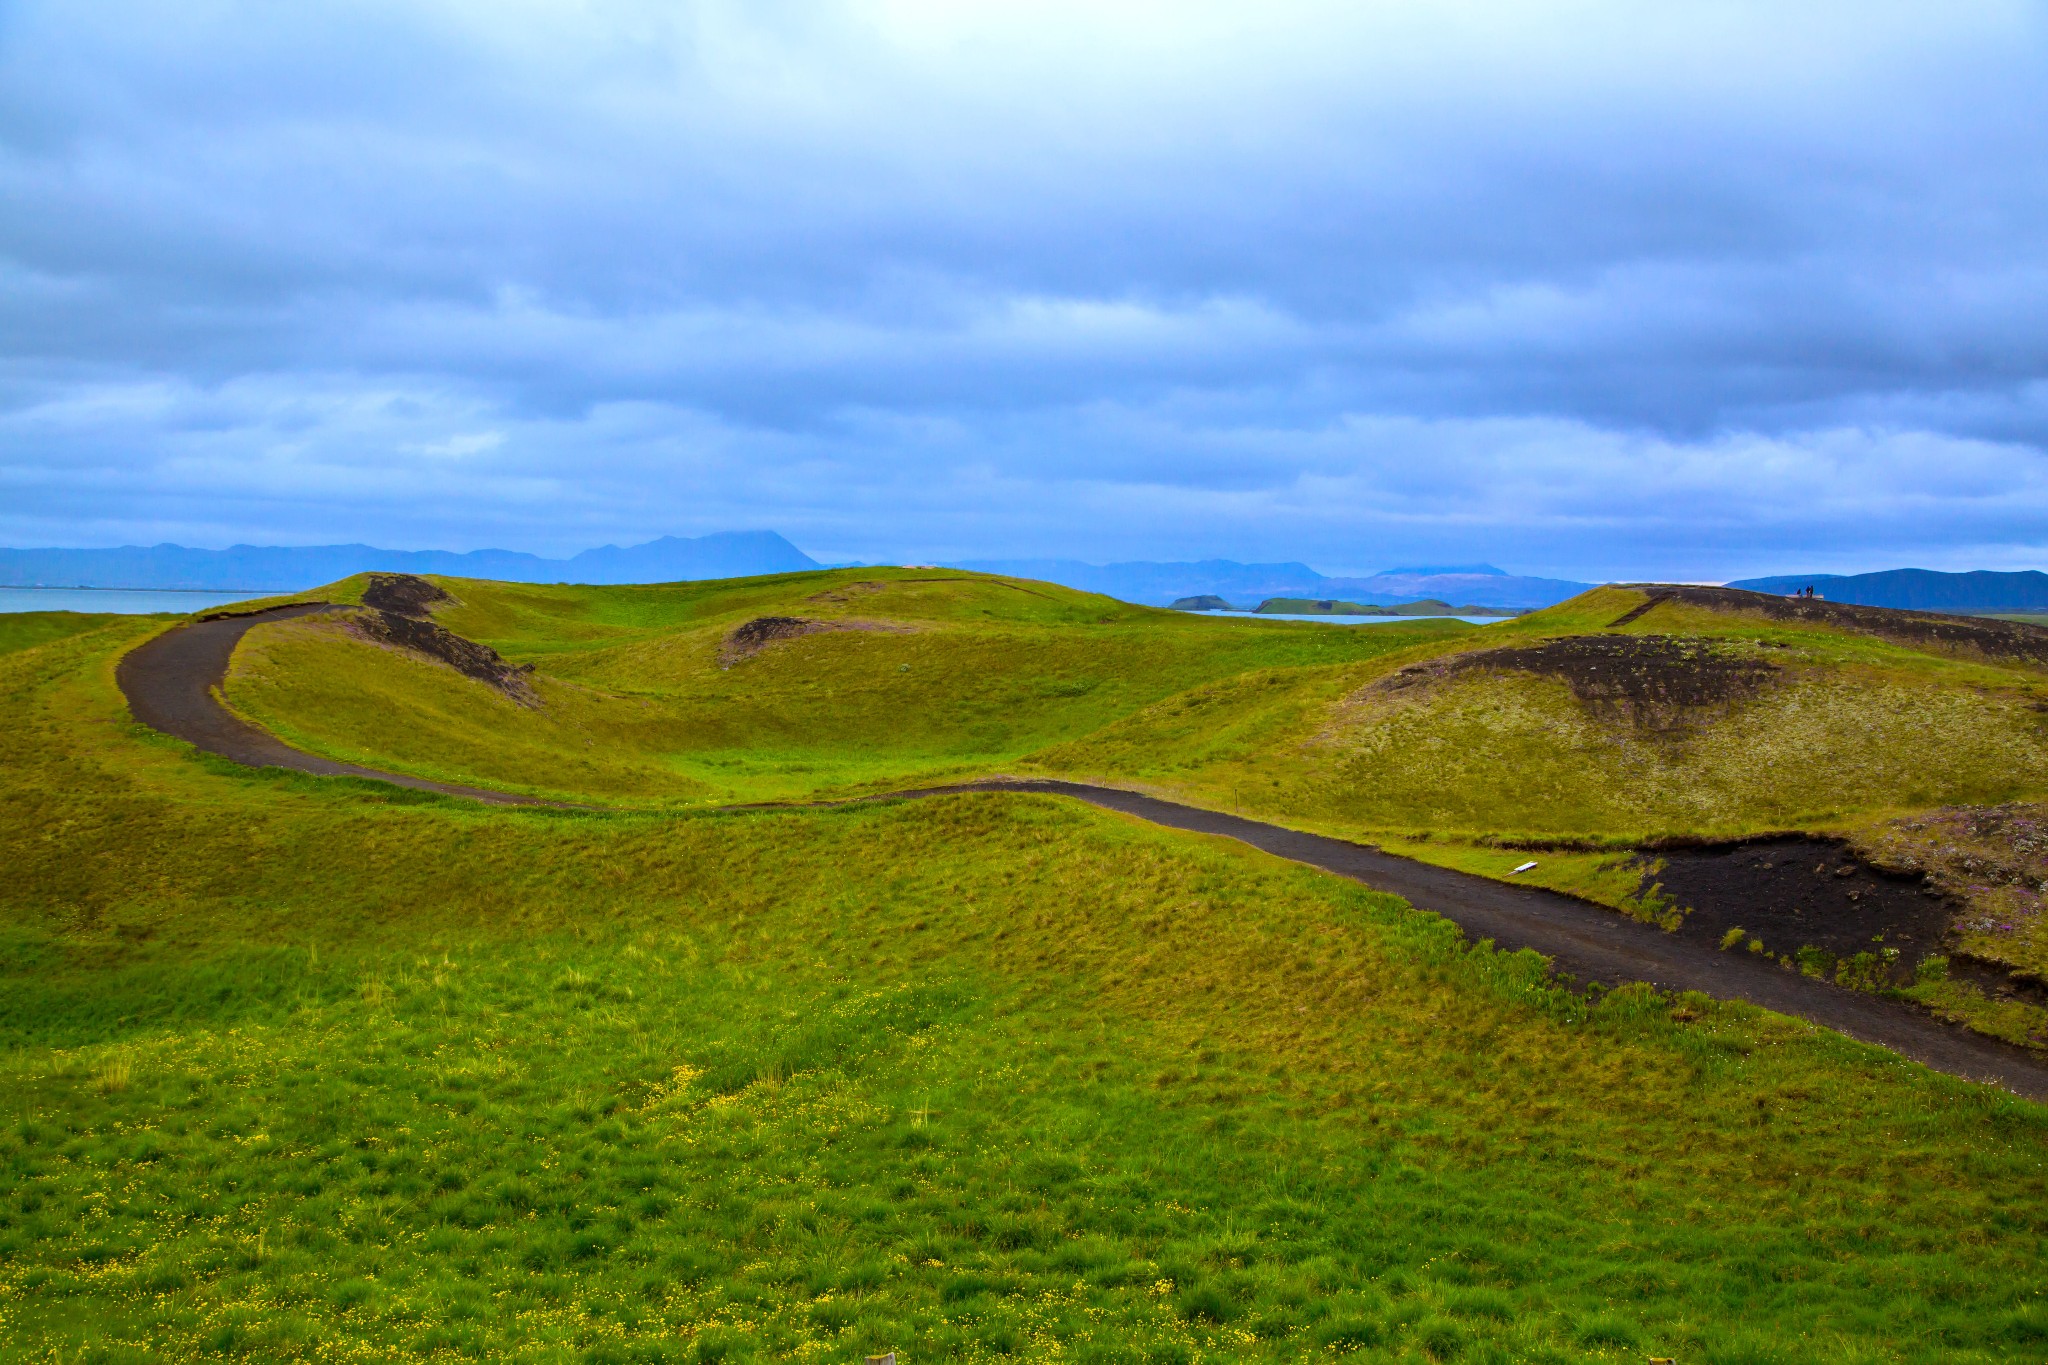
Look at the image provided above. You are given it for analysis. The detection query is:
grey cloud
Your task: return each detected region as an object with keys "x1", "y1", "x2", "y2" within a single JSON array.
[{"x1": 2, "y1": 1, "x2": 2046, "y2": 574}]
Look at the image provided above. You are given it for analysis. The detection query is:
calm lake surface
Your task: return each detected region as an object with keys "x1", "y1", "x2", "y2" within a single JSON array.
[
  {"x1": 1199, "y1": 610, "x2": 1511, "y2": 625},
  {"x1": 0, "y1": 587, "x2": 274, "y2": 615},
  {"x1": 1, "y1": 591, "x2": 1518, "y2": 623}
]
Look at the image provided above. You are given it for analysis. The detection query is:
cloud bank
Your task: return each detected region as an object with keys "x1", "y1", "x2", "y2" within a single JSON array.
[{"x1": 3, "y1": 0, "x2": 2045, "y2": 577}]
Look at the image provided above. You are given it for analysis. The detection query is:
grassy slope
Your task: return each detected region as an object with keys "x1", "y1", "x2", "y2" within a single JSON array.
[
  {"x1": 1027, "y1": 586, "x2": 2048, "y2": 1047},
  {"x1": 216, "y1": 572, "x2": 2048, "y2": 1042},
  {"x1": 3, "y1": 609, "x2": 2047, "y2": 1363},
  {"x1": 1030, "y1": 585, "x2": 2048, "y2": 842},
  {"x1": 215, "y1": 573, "x2": 2048, "y2": 986},
  {"x1": 0, "y1": 611, "x2": 138, "y2": 658},
  {"x1": 221, "y1": 569, "x2": 1472, "y2": 804}
]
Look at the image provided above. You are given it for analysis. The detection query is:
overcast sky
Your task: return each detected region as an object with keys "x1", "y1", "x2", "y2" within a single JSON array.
[{"x1": 3, "y1": 1, "x2": 2046, "y2": 578}]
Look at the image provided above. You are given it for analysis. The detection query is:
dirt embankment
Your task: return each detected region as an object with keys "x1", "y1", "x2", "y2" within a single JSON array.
[
  {"x1": 1645, "y1": 839, "x2": 1949, "y2": 981},
  {"x1": 721, "y1": 616, "x2": 833, "y2": 666},
  {"x1": 361, "y1": 572, "x2": 453, "y2": 617},
  {"x1": 1630, "y1": 830, "x2": 2048, "y2": 1041},
  {"x1": 1374, "y1": 634, "x2": 1780, "y2": 729},
  {"x1": 1858, "y1": 805, "x2": 2048, "y2": 987},
  {"x1": 719, "y1": 614, "x2": 915, "y2": 668},
  {"x1": 346, "y1": 574, "x2": 538, "y2": 706},
  {"x1": 1614, "y1": 583, "x2": 2048, "y2": 667}
]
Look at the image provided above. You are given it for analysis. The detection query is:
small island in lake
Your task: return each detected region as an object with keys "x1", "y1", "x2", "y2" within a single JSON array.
[{"x1": 1254, "y1": 597, "x2": 1523, "y2": 617}]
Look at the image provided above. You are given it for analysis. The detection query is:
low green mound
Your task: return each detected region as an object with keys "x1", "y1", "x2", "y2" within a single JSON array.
[
  {"x1": 219, "y1": 568, "x2": 1470, "y2": 803},
  {"x1": 1038, "y1": 584, "x2": 2048, "y2": 842},
  {"x1": 2, "y1": 618, "x2": 2044, "y2": 1362}
]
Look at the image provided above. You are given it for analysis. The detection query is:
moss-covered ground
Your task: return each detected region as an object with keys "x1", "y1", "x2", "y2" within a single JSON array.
[
  {"x1": 220, "y1": 570, "x2": 1470, "y2": 805},
  {"x1": 1029, "y1": 586, "x2": 2048, "y2": 844},
  {"x1": 208, "y1": 572, "x2": 2048, "y2": 1044},
  {"x1": 1017, "y1": 584, "x2": 2048, "y2": 1050},
  {"x1": 3, "y1": 607, "x2": 2047, "y2": 1360}
]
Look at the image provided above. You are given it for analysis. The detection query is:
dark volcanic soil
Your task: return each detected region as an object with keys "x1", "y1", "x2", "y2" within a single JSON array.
[
  {"x1": 718, "y1": 614, "x2": 913, "y2": 667},
  {"x1": 348, "y1": 608, "x2": 538, "y2": 705},
  {"x1": 721, "y1": 615, "x2": 830, "y2": 666},
  {"x1": 1378, "y1": 634, "x2": 1779, "y2": 727},
  {"x1": 361, "y1": 573, "x2": 452, "y2": 618},
  {"x1": 1647, "y1": 838, "x2": 1949, "y2": 982},
  {"x1": 1616, "y1": 583, "x2": 2048, "y2": 667},
  {"x1": 313, "y1": 573, "x2": 538, "y2": 704}
]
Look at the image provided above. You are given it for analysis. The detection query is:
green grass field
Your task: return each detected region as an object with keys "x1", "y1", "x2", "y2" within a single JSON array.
[
  {"x1": 3, "y1": 585, "x2": 2048, "y2": 1360},
  {"x1": 221, "y1": 569, "x2": 1471, "y2": 804},
  {"x1": 208, "y1": 571, "x2": 2048, "y2": 1042},
  {"x1": 1021, "y1": 584, "x2": 2048, "y2": 1046}
]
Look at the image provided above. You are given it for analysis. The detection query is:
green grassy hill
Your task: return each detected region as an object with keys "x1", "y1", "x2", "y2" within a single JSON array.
[
  {"x1": 220, "y1": 568, "x2": 1471, "y2": 804},
  {"x1": 2, "y1": 600, "x2": 2046, "y2": 1362},
  {"x1": 1024, "y1": 583, "x2": 2048, "y2": 1046},
  {"x1": 1032, "y1": 584, "x2": 2048, "y2": 842},
  {"x1": 209, "y1": 571, "x2": 2048, "y2": 1014}
]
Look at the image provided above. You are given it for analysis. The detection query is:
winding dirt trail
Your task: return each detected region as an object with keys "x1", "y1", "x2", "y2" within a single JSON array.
[
  {"x1": 117, "y1": 609, "x2": 2048, "y2": 1098},
  {"x1": 117, "y1": 604, "x2": 547, "y2": 806}
]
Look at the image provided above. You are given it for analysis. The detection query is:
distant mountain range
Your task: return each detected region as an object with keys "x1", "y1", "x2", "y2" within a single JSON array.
[
  {"x1": 1727, "y1": 568, "x2": 2048, "y2": 613},
  {"x1": 950, "y1": 559, "x2": 1593, "y2": 609},
  {"x1": 0, "y1": 532, "x2": 818, "y2": 590}
]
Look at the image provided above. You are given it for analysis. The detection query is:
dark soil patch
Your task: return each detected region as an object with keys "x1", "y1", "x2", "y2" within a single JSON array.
[
  {"x1": 1378, "y1": 634, "x2": 1778, "y2": 727},
  {"x1": 1615, "y1": 584, "x2": 2048, "y2": 667},
  {"x1": 721, "y1": 616, "x2": 832, "y2": 666},
  {"x1": 361, "y1": 573, "x2": 452, "y2": 618},
  {"x1": 348, "y1": 609, "x2": 538, "y2": 706},
  {"x1": 719, "y1": 614, "x2": 915, "y2": 667},
  {"x1": 1646, "y1": 838, "x2": 1949, "y2": 985},
  {"x1": 1647, "y1": 836, "x2": 2048, "y2": 1012}
]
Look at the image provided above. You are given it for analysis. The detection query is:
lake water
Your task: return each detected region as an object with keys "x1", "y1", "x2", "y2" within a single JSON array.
[
  {"x1": 1197, "y1": 610, "x2": 1511, "y2": 625},
  {"x1": 0, "y1": 590, "x2": 1516, "y2": 623},
  {"x1": 0, "y1": 587, "x2": 275, "y2": 615}
]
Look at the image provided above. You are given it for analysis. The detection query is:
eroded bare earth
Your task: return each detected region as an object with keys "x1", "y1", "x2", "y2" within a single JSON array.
[
  {"x1": 1643, "y1": 839, "x2": 1950, "y2": 985},
  {"x1": 1859, "y1": 804, "x2": 2048, "y2": 984},
  {"x1": 719, "y1": 614, "x2": 914, "y2": 667},
  {"x1": 1374, "y1": 634, "x2": 1779, "y2": 729},
  {"x1": 344, "y1": 574, "x2": 538, "y2": 705},
  {"x1": 347, "y1": 611, "x2": 539, "y2": 705},
  {"x1": 360, "y1": 572, "x2": 453, "y2": 617}
]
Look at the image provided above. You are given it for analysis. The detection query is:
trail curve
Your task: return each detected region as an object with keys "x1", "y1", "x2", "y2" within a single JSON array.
[
  {"x1": 116, "y1": 608, "x2": 2048, "y2": 1098},
  {"x1": 117, "y1": 604, "x2": 548, "y2": 806}
]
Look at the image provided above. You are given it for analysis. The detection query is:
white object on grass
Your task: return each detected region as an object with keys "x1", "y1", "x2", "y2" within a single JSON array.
[{"x1": 1511, "y1": 861, "x2": 1537, "y2": 874}]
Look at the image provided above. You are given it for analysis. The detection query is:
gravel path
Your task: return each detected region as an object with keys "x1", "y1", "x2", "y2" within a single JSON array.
[
  {"x1": 116, "y1": 604, "x2": 546, "y2": 806},
  {"x1": 116, "y1": 609, "x2": 2048, "y2": 1097},
  {"x1": 878, "y1": 783, "x2": 2048, "y2": 1100}
]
